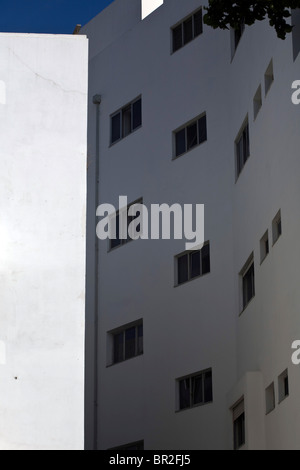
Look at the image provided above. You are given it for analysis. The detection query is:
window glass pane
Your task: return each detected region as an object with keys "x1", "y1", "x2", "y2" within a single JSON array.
[
  {"x1": 243, "y1": 125, "x2": 250, "y2": 164},
  {"x1": 132, "y1": 99, "x2": 142, "y2": 130},
  {"x1": 178, "y1": 254, "x2": 189, "y2": 284},
  {"x1": 192, "y1": 375, "x2": 203, "y2": 405},
  {"x1": 234, "y1": 413, "x2": 245, "y2": 449},
  {"x1": 175, "y1": 128, "x2": 186, "y2": 157},
  {"x1": 284, "y1": 376, "x2": 289, "y2": 397},
  {"x1": 183, "y1": 17, "x2": 193, "y2": 44},
  {"x1": 198, "y1": 115, "x2": 207, "y2": 144},
  {"x1": 201, "y1": 244, "x2": 210, "y2": 275},
  {"x1": 179, "y1": 379, "x2": 191, "y2": 410},
  {"x1": 114, "y1": 333, "x2": 124, "y2": 363},
  {"x1": 204, "y1": 370, "x2": 213, "y2": 403},
  {"x1": 277, "y1": 219, "x2": 282, "y2": 237},
  {"x1": 194, "y1": 10, "x2": 203, "y2": 37},
  {"x1": 236, "y1": 135, "x2": 244, "y2": 175},
  {"x1": 190, "y1": 251, "x2": 201, "y2": 278},
  {"x1": 110, "y1": 214, "x2": 122, "y2": 249},
  {"x1": 125, "y1": 327, "x2": 136, "y2": 360},
  {"x1": 137, "y1": 324, "x2": 143, "y2": 355},
  {"x1": 173, "y1": 24, "x2": 183, "y2": 52},
  {"x1": 187, "y1": 122, "x2": 198, "y2": 150},
  {"x1": 122, "y1": 105, "x2": 132, "y2": 137},
  {"x1": 111, "y1": 113, "x2": 121, "y2": 143},
  {"x1": 243, "y1": 263, "x2": 255, "y2": 308}
]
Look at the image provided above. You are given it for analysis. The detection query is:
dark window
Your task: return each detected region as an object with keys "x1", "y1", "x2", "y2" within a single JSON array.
[
  {"x1": 177, "y1": 243, "x2": 210, "y2": 286},
  {"x1": 234, "y1": 413, "x2": 245, "y2": 450},
  {"x1": 173, "y1": 24, "x2": 183, "y2": 52},
  {"x1": 112, "y1": 321, "x2": 143, "y2": 365},
  {"x1": 172, "y1": 8, "x2": 203, "y2": 53},
  {"x1": 178, "y1": 369, "x2": 213, "y2": 411},
  {"x1": 236, "y1": 121, "x2": 250, "y2": 177},
  {"x1": 111, "y1": 97, "x2": 142, "y2": 144},
  {"x1": 175, "y1": 128, "x2": 186, "y2": 157},
  {"x1": 272, "y1": 210, "x2": 282, "y2": 245},
  {"x1": 109, "y1": 199, "x2": 143, "y2": 250},
  {"x1": 242, "y1": 261, "x2": 255, "y2": 310},
  {"x1": 278, "y1": 369, "x2": 289, "y2": 403},
  {"x1": 111, "y1": 113, "x2": 121, "y2": 144},
  {"x1": 174, "y1": 114, "x2": 207, "y2": 158}
]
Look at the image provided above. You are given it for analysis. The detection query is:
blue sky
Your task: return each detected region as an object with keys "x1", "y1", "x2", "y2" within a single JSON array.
[{"x1": 0, "y1": 0, "x2": 115, "y2": 34}]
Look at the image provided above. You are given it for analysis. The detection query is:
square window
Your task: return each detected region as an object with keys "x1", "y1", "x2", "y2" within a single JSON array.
[
  {"x1": 278, "y1": 369, "x2": 289, "y2": 403},
  {"x1": 172, "y1": 8, "x2": 203, "y2": 53},
  {"x1": 109, "y1": 320, "x2": 143, "y2": 366},
  {"x1": 177, "y1": 369, "x2": 213, "y2": 411},
  {"x1": 174, "y1": 114, "x2": 207, "y2": 159},
  {"x1": 176, "y1": 242, "x2": 210, "y2": 286},
  {"x1": 266, "y1": 383, "x2": 275, "y2": 414},
  {"x1": 110, "y1": 97, "x2": 142, "y2": 145}
]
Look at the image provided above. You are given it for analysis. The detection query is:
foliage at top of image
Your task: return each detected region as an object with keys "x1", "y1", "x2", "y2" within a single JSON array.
[{"x1": 203, "y1": 1, "x2": 300, "y2": 39}]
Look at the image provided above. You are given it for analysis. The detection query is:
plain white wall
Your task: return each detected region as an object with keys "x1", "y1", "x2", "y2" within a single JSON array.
[{"x1": 0, "y1": 34, "x2": 88, "y2": 450}]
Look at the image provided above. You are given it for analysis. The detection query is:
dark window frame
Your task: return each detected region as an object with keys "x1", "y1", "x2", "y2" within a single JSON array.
[
  {"x1": 109, "y1": 320, "x2": 144, "y2": 366},
  {"x1": 109, "y1": 198, "x2": 143, "y2": 251},
  {"x1": 174, "y1": 113, "x2": 207, "y2": 159},
  {"x1": 176, "y1": 242, "x2": 210, "y2": 286},
  {"x1": 177, "y1": 369, "x2": 213, "y2": 411},
  {"x1": 110, "y1": 96, "x2": 142, "y2": 145},
  {"x1": 172, "y1": 8, "x2": 203, "y2": 53},
  {"x1": 235, "y1": 118, "x2": 250, "y2": 179},
  {"x1": 240, "y1": 254, "x2": 255, "y2": 312}
]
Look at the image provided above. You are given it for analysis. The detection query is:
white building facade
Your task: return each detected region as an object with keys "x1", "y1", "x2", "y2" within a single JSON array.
[
  {"x1": 83, "y1": 0, "x2": 300, "y2": 450},
  {"x1": 0, "y1": 33, "x2": 88, "y2": 450}
]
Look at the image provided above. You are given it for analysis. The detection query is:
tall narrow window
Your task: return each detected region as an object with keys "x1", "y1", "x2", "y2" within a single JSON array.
[
  {"x1": 172, "y1": 8, "x2": 203, "y2": 53},
  {"x1": 111, "y1": 97, "x2": 142, "y2": 144},
  {"x1": 236, "y1": 119, "x2": 250, "y2": 178},
  {"x1": 272, "y1": 210, "x2": 282, "y2": 245},
  {"x1": 109, "y1": 198, "x2": 143, "y2": 250},
  {"x1": 265, "y1": 383, "x2": 275, "y2": 414},
  {"x1": 232, "y1": 399, "x2": 245, "y2": 450},
  {"x1": 278, "y1": 369, "x2": 289, "y2": 403},
  {"x1": 253, "y1": 85, "x2": 262, "y2": 120},
  {"x1": 260, "y1": 230, "x2": 269, "y2": 264},
  {"x1": 240, "y1": 254, "x2": 255, "y2": 312}
]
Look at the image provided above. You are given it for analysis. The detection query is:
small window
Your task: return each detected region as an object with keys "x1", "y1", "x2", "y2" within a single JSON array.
[
  {"x1": 177, "y1": 369, "x2": 213, "y2": 411},
  {"x1": 109, "y1": 320, "x2": 143, "y2": 365},
  {"x1": 232, "y1": 399, "x2": 245, "y2": 450},
  {"x1": 111, "y1": 97, "x2": 142, "y2": 144},
  {"x1": 174, "y1": 114, "x2": 207, "y2": 158},
  {"x1": 172, "y1": 8, "x2": 203, "y2": 53},
  {"x1": 272, "y1": 210, "x2": 282, "y2": 245},
  {"x1": 236, "y1": 119, "x2": 250, "y2": 178},
  {"x1": 260, "y1": 230, "x2": 269, "y2": 264},
  {"x1": 278, "y1": 369, "x2": 289, "y2": 403},
  {"x1": 265, "y1": 60, "x2": 274, "y2": 96},
  {"x1": 109, "y1": 198, "x2": 143, "y2": 250},
  {"x1": 240, "y1": 254, "x2": 255, "y2": 312},
  {"x1": 265, "y1": 383, "x2": 275, "y2": 414},
  {"x1": 253, "y1": 85, "x2": 262, "y2": 120},
  {"x1": 176, "y1": 243, "x2": 210, "y2": 286}
]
